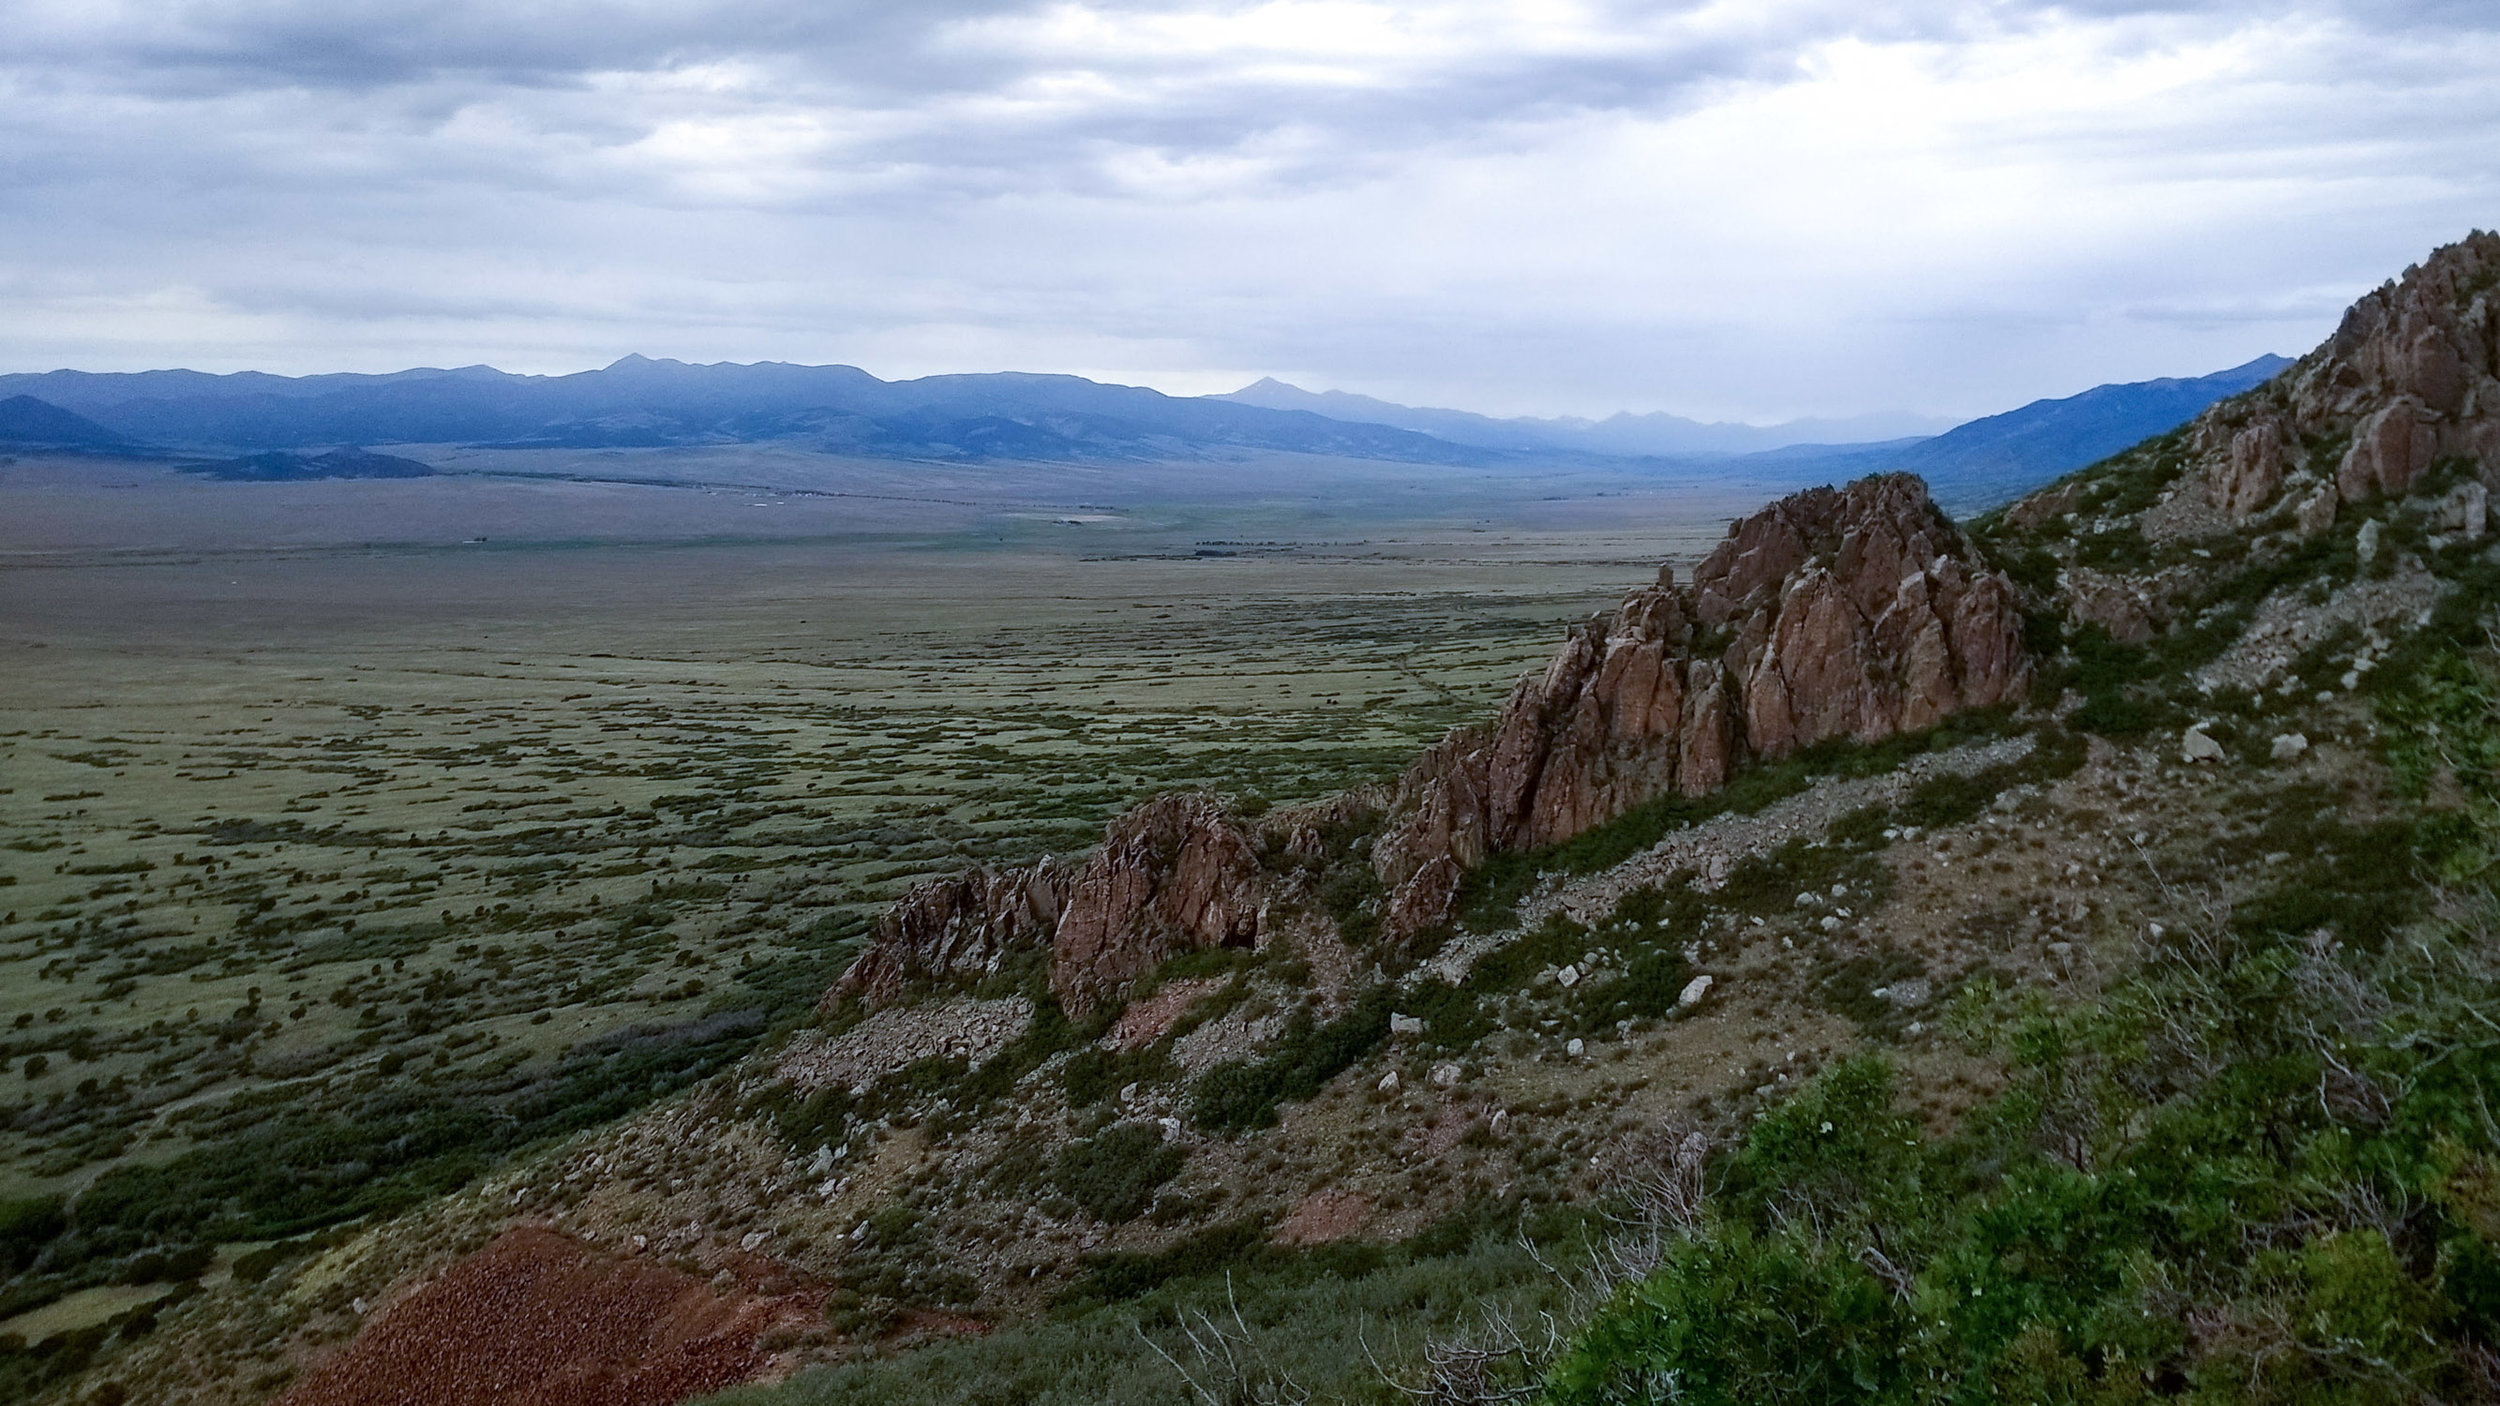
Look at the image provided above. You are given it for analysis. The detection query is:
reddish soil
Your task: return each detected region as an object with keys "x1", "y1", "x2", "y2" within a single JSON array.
[
  {"x1": 1108, "y1": 977, "x2": 1222, "y2": 1050},
  {"x1": 272, "y1": 1227, "x2": 820, "y2": 1406},
  {"x1": 1274, "y1": 1190, "x2": 1371, "y2": 1244}
]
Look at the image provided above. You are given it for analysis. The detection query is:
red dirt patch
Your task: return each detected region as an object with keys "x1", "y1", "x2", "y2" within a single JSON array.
[
  {"x1": 1109, "y1": 977, "x2": 1223, "y2": 1050},
  {"x1": 272, "y1": 1226, "x2": 819, "y2": 1406},
  {"x1": 1274, "y1": 1190, "x2": 1371, "y2": 1244}
]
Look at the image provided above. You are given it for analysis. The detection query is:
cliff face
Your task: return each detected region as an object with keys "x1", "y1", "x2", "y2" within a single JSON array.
[
  {"x1": 1369, "y1": 472, "x2": 2031, "y2": 936},
  {"x1": 2199, "y1": 231, "x2": 2500, "y2": 529},
  {"x1": 1049, "y1": 794, "x2": 1265, "y2": 1019}
]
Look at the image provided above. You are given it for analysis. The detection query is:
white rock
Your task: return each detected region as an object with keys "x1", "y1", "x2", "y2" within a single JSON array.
[
  {"x1": 1556, "y1": 964, "x2": 1581, "y2": 988},
  {"x1": 1565, "y1": 1037, "x2": 1586, "y2": 1057},
  {"x1": 2181, "y1": 725, "x2": 2226, "y2": 763},
  {"x1": 2270, "y1": 732, "x2": 2309, "y2": 761},
  {"x1": 809, "y1": 1145, "x2": 835, "y2": 1176},
  {"x1": 2357, "y1": 517, "x2": 2382, "y2": 564},
  {"x1": 1389, "y1": 1013, "x2": 1425, "y2": 1036},
  {"x1": 1377, "y1": 1070, "x2": 1401, "y2": 1093},
  {"x1": 1819, "y1": 915, "x2": 1842, "y2": 932},
  {"x1": 1431, "y1": 1062, "x2": 1462, "y2": 1089},
  {"x1": 1159, "y1": 1116, "x2": 1182, "y2": 1139},
  {"x1": 1677, "y1": 973, "x2": 1714, "y2": 1008},
  {"x1": 741, "y1": 1229, "x2": 768, "y2": 1251},
  {"x1": 352, "y1": 1297, "x2": 368, "y2": 1316}
]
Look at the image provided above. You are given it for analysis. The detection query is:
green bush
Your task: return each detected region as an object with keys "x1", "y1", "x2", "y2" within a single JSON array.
[
  {"x1": 1048, "y1": 1123, "x2": 1184, "y2": 1224},
  {"x1": 1188, "y1": 989, "x2": 1393, "y2": 1133},
  {"x1": 0, "y1": 1199, "x2": 61, "y2": 1275}
]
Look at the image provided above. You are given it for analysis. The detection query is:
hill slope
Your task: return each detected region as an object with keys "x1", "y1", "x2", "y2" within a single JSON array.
[
  {"x1": 1880, "y1": 352, "x2": 2293, "y2": 506},
  {"x1": 0, "y1": 395, "x2": 122, "y2": 448},
  {"x1": 25, "y1": 233, "x2": 2500, "y2": 1406}
]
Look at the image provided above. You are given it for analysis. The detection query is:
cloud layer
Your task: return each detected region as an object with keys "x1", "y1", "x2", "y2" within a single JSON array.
[{"x1": 3, "y1": 0, "x2": 2496, "y2": 419}]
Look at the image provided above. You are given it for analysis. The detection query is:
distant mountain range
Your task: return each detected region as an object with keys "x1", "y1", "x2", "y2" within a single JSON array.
[
  {"x1": 1217, "y1": 379, "x2": 1953, "y2": 456},
  {"x1": 0, "y1": 352, "x2": 2295, "y2": 508},
  {"x1": 1225, "y1": 355, "x2": 2295, "y2": 508},
  {"x1": 0, "y1": 393, "x2": 123, "y2": 448},
  {"x1": 0, "y1": 357, "x2": 1491, "y2": 467}
]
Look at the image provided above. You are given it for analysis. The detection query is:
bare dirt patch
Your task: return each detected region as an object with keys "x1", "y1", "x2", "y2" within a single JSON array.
[
  {"x1": 1274, "y1": 1189, "x2": 1373, "y2": 1244},
  {"x1": 270, "y1": 1225, "x2": 819, "y2": 1406},
  {"x1": 1109, "y1": 978, "x2": 1223, "y2": 1050}
]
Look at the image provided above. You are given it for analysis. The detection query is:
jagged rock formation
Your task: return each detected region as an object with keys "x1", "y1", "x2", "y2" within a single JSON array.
[
  {"x1": 1051, "y1": 794, "x2": 1265, "y2": 1018},
  {"x1": 830, "y1": 473, "x2": 2032, "y2": 1012},
  {"x1": 2197, "y1": 230, "x2": 2500, "y2": 529},
  {"x1": 829, "y1": 862, "x2": 1068, "y2": 1008},
  {"x1": 831, "y1": 795, "x2": 1265, "y2": 1020},
  {"x1": 1370, "y1": 473, "x2": 2031, "y2": 936}
]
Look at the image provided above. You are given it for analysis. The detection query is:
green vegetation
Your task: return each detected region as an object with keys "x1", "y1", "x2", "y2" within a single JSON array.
[
  {"x1": 1189, "y1": 989, "x2": 1396, "y2": 1133},
  {"x1": 0, "y1": 554, "x2": 1596, "y2": 1351},
  {"x1": 709, "y1": 1201, "x2": 1595, "y2": 1406},
  {"x1": 1535, "y1": 646, "x2": 2500, "y2": 1403}
]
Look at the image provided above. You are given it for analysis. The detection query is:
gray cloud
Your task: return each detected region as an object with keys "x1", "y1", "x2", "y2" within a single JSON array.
[{"x1": 0, "y1": 1, "x2": 2495, "y2": 419}]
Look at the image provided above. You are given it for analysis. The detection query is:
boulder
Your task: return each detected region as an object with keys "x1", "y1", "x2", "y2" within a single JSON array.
[
  {"x1": 2209, "y1": 416, "x2": 2290, "y2": 519},
  {"x1": 2339, "y1": 397, "x2": 2437, "y2": 502}
]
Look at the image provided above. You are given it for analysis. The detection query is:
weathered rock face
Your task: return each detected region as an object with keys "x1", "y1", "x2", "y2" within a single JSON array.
[
  {"x1": 829, "y1": 794, "x2": 1265, "y2": 1020},
  {"x1": 828, "y1": 862, "x2": 1069, "y2": 1008},
  {"x1": 1051, "y1": 794, "x2": 1264, "y2": 1018},
  {"x1": 2194, "y1": 230, "x2": 2500, "y2": 527},
  {"x1": 1372, "y1": 473, "x2": 2032, "y2": 937}
]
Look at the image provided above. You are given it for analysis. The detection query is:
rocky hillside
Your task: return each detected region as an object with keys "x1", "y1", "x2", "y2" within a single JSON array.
[
  {"x1": 828, "y1": 470, "x2": 2032, "y2": 1032},
  {"x1": 1371, "y1": 472, "x2": 2032, "y2": 939},
  {"x1": 52, "y1": 230, "x2": 2500, "y2": 1406}
]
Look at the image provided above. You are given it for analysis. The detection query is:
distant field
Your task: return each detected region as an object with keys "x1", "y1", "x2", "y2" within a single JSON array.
[{"x1": 0, "y1": 448, "x2": 1738, "y2": 1230}]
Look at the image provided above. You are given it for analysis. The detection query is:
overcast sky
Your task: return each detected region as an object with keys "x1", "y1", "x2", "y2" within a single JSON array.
[{"x1": 2, "y1": 1, "x2": 2495, "y2": 421}]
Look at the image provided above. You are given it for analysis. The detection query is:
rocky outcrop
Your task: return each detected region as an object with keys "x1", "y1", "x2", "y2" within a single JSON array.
[
  {"x1": 1051, "y1": 794, "x2": 1264, "y2": 1018},
  {"x1": 1371, "y1": 473, "x2": 2032, "y2": 937},
  {"x1": 2208, "y1": 415, "x2": 2291, "y2": 520},
  {"x1": 2190, "y1": 231, "x2": 2500, "y2": 526},
  {"x1": 834, "y1": 475, "x2": 2033, "y2": 1012},
  {"x1": 829, "y1": 794, "x2": 1265, "y2": 1021},
  {"x1": 828, "y1": 862, "x2": 1069, "y2": 1007}
]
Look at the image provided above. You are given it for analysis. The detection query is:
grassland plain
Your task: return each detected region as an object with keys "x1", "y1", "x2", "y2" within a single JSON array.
[{"x1": 0, "y1": 448, "x2": 1738, "y2": 1368}]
